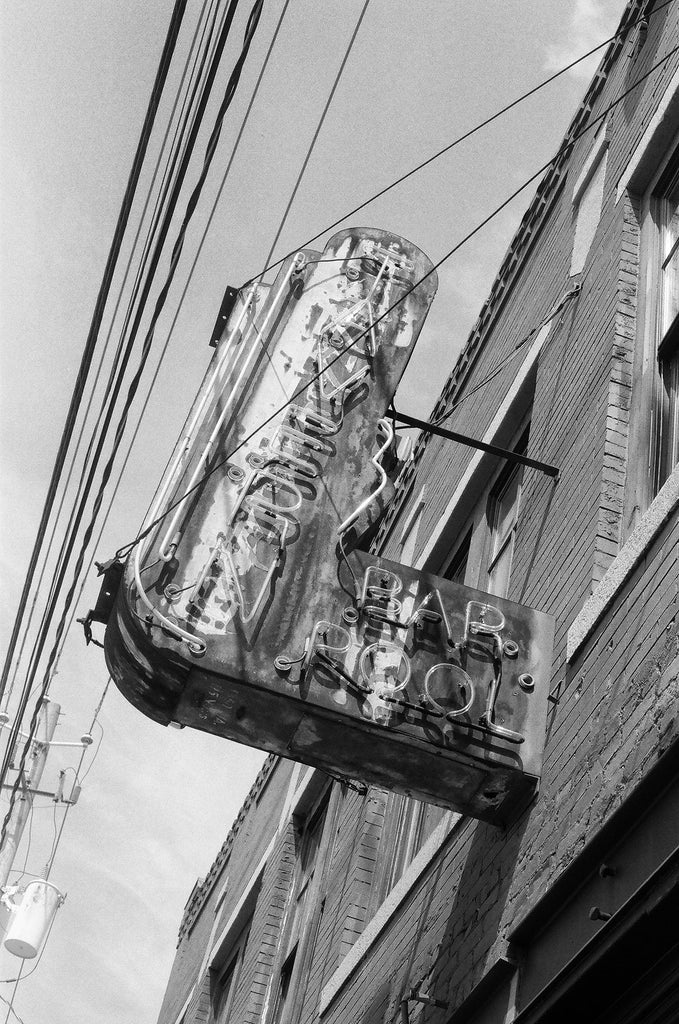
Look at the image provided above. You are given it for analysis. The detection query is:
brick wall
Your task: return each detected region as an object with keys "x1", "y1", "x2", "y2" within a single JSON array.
[{"x1": 156, "y1": 5, "x2": 679, "y2": 1023}]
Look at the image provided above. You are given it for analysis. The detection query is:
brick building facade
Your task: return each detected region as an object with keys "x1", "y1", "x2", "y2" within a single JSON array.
[{"x1": 156, "y1": 3, "x2": 679, "y2": 1022}]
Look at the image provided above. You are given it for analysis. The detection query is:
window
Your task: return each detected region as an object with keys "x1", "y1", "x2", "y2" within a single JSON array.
[
  {"x1": 486, "y1": 464, "x2": 522, "y2": 598},
  {"x1": 397, "y1": 487, "x2": 426, "y2": 565},
  {"x1": 373, "y1": 795, "x2": 446, "y2": 907},
  {"x1": 212, "y1": 952, "x2": 239, "y2": 1024},
  {"x1": 271, "y1": 794, "x2": 329, "y2": 1024},
  {"x1": 443, "y1": 527, "x2": 471, "y2": 585},
  {"x1": 271, "y1": 955, "x2": 295, "y2": 1024},
  {"x1": 484, "y1": 427, "x2": 528, "y2": 599},
  {"x1": 210, "y1": 919, "x2": 250, "y2": 1024},
  {"x1": 651, "y1": 153, "x2": 679, "y2": 491},
  {"x1": 628, "y1": 140, "x2": 679, "y2": 524}
]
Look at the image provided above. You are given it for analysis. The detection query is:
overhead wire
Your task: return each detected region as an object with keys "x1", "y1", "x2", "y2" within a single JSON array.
[
  {"x1": 12, "y1": 0, "x2": 225, "y2": 675},
  {"x1": 31, "y1": 0, "x2": 294, "y2": 672},
  {"x1": 3, "y1": 0, "x2": 659, "y2": 726},
  {"x1": 0, "y1": 0, "x2": 190, "y2": 708},
  {"x1": 76, "y1": 0, "x2": 294, "y2": 590},
  {"x1": 0, "y1": 0, "x2": 229, "y2": 798},
  {"x1": 1, "y1": 0, "x2": 219, "y2": 717},
  {"x1": 431, "y1": 286, "x2": 583, "y2": 427},
  {"x1": 0, "y1": 0, "x2": 206, "y2": 790},
  {"x1": 241, "y1": 0, "x2": 374, "y2": 562},
  {"x1": 25, "y1": 0, "x2": 255, "y2": 662},
  {"x1": 242, "y1": 0, "x2": 674, "y2": 287},
  {"x1": 260, "y1": 0, "x2": 371, "y2": 272},
  {"x1": 0, "y1": 0, "x2": 266, "y2": 846},
  {"x1": 6, "y1": 0, "x2": 291, "y2": 759},
  {"x1": 2, "y1": 0, "x2": 674, "y2": 871},
  {"x1": 115, "y1": 40, "x2": 679, "y2": 565},
  {"x1": 0, "y1": 0, "x2": 243, "y2": 782}
]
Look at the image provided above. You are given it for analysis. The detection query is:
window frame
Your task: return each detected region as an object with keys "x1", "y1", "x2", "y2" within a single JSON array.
[
  {"x1": 269, "y1": 785, "x2": 333, "y2": 1024},
  {"x1": 484, "y1": 448, "x2": 526, "y2": 600},
  {"x1": 627, "y1": 133, "x2": 679, "y2": 527},
  {"x1": 442, "y1": 526, "x2": 472, "y2": 585},
  {"x1": 370, "y1": 794, "x2": 446, "y2": 912},
  {"x1": 210, "y1": 917, "x2": 251, "y2": 1024},
  {"x1": 650, "y1": 153, "x2": 679, "y2": 491},
  {"x1": 443, "y1": 421, "x2": 529, "y2": 599}
]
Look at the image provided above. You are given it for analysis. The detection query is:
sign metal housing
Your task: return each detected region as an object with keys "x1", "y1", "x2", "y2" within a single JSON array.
[{"x1": 103, "y1": 228, "x2": 554, "y2": 824}]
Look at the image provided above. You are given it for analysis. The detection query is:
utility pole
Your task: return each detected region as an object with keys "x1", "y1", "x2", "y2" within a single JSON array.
[{"x1": 0, "y1": 700, "x2": 60, "y2": 887}]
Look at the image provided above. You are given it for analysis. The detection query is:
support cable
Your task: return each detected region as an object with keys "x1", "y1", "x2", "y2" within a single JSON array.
[
  {"x1": 242, "y1": 0, "x2": 673, "y2": 287},
  {"x1": 431, "y1": 286, "x2": 582, "y2": 427},
  {"x1": 260, "y1": 0, "x2": 371, "y2": 272},
  {"x1": 114, "y1": 41, "x2": 679, "y2": 563}
]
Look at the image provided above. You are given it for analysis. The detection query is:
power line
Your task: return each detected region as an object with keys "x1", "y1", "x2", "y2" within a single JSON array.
[
  {"x1": 0, "y1": 0, "x2": 197, "y2": 797},
  {"x1": 5, "y1": 0, "x2": 291, "y2": 752},
  {"x1": 44, "y1": 683, "x2": 111, "y2": 882},
  {"x1": 116, "y1": 40, "x2": 679, "y2": 565},
  {"x1": 1, "y1": 0, "x2": 218, "y2": 719},
  {"x1": 0, "y1": 0, "x2": 189, "y2": 709},
  {"x1": 0, "y1": 0, "x2": 203, "y2": 808},
  {"x1": 22, "y1": 0, "x2": 295, "y2": 686},
  {"x1": 0, "y1": 0, "x2": 243, "y2": 791},
  {"x1": 9, "y1": 0, "x2": 227, "y2": 693},
  {"x1": 0, "y1": 0, "x2": 266, "y2": 839}
]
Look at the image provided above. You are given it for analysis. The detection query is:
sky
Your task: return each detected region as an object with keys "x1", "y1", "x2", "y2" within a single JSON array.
[{"x1": 0, "y1": 1, "x2": 628, "y2": 1021}]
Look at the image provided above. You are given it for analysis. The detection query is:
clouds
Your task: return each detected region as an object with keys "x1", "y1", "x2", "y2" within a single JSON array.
[{"x1": 544, "y1": 0, "x2": 630, "y2": 82}]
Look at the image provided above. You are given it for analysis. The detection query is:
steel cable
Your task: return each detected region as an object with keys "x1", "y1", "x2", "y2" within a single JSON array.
[
  {"x1": 242, "y1": 0, "x2": 672, "y2": 287},
  {"x1": 115, "y1": 41, "x2": 679, "y2": 564}
]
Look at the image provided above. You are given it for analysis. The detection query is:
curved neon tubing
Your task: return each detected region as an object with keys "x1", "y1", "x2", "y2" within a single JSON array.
[{"x1": 337, "y1": 417, "x2": 393, "y2": 536}]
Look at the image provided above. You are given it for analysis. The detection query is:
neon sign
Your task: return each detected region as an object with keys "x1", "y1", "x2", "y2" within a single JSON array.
[{"x1": 102, "y1": 228, "x2": 553, "y2": 823}]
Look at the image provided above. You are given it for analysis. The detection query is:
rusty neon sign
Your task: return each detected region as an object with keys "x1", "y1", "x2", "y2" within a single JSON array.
[{"x1": 102, "y1": 227, "x2": 553, "y2": 823}]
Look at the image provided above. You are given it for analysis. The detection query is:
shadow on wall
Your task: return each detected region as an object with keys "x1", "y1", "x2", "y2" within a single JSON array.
[
  {"x1": 359, "y1": 979, "x2": 397, "y2": 1024},
  {"x1": 357, "y1": 810, "x2": 531, "y2": 1024},
  {"x1": 427, "y1": 811, "x2": 530, "y2": 1016}
]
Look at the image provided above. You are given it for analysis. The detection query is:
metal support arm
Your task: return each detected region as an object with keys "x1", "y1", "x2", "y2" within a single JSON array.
[{"x1": 391, "y1": 408, "x2": 559, "y2": 478}]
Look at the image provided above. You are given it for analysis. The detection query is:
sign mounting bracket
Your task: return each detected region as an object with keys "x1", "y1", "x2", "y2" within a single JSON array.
[{"x1": 390, "y1": 407, "x2": 559, "y2": 478}]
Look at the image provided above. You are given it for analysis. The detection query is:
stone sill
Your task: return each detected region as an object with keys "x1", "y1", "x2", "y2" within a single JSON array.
[{"x1": 566, "y1": 464, "x2": 679, "y2": 663}]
